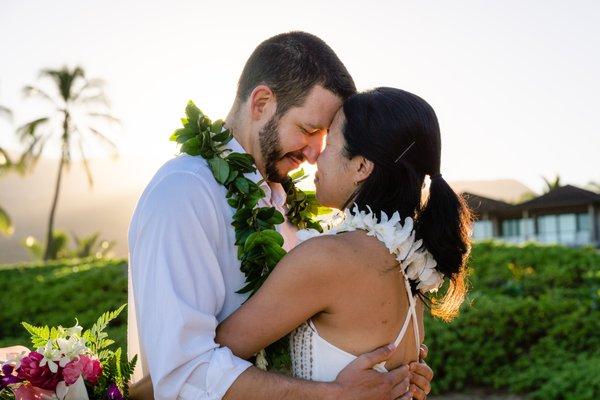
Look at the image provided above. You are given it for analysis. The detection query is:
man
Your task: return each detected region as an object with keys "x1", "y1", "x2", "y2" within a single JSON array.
[{"x1": 128, "y1": 31, "x2": 433, "y2": 399}]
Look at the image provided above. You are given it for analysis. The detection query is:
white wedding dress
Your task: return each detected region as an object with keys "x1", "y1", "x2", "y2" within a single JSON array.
[{"x1": 288, "y1": 206, "x2": 443, "y2": 381}]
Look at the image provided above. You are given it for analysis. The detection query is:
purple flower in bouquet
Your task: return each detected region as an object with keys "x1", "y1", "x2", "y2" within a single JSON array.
[
  {"x1": 107, "y1": 383, "x2": 124, "y2": 400},
  {"x1": 63, "y1": 355, "x2": 102, "y2": 385},
  {"x1": 16, "y1": 351, "x2": 62, "y2": 391},
  {"x1": 1, "y1": 363, "x2": 23, "y2": 389}
]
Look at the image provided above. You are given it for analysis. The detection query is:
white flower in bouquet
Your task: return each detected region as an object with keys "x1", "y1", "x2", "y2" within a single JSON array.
[
  {"x1": 38, "y1": 341, "x2": 62, "y2": 373},
  {"x1": 56, "y1": 336, "x2": 87, "y2": 367}
]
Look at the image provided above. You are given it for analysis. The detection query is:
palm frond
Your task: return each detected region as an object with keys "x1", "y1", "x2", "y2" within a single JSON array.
[
  {"x1": 0, "y1": 147, "x2": 12, "y2": 171},
  {"x1": 0, "y1": 204, "x2": 14, "y2": 236},
  {"x1": 72, "y1": 78, "x2": 106, "y2": 102},
  {"x1": 79, "y1": 92, "x2": 110, "y2": 107},
  {"x1": 76, "y1": 135, "x2": 94, "y2": 187},
  {"x1": 22, "y1": 85, "x2": 55, "y2": 103},
  {"x1": 17, "y1": 117, "x2": 50, "y2": 142},
  {"x1": 541, "y1": 174, "x2": 562, "y2": 193},
  {"x1": 14, "y1": 135, "x2": 46, "y2": 174},
  {"x1": 40, "y1": 66, "x2": 87, "y2": 102},
  {"x1": 87, "y1": 112, "x2": 120, "y2": 124},
  {"x1": 88, "y1": 127, "x2": 119, "y2": 155},
  {"x1": 0, "y1": 104, "x2": 12, "y2": 121}
]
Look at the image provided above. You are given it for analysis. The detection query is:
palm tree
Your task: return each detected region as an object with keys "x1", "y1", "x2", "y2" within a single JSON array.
[
  {"x1": 0, "y1": 101, "x2": 14, "y2": 236},
  {"x1": 542, "y1": 174, "x2": 562, "y2": 194},
  {"x1": 18, "y1": 66, "x2": 119, "y2": 260}
]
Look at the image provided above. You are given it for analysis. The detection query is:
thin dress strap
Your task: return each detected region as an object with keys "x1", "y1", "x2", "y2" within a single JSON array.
[
  {"x1": 373, "y1": 272, "x2": 421, "y2": 372},
  {"x1": 391, "y1": 272, "x2": 420, "y2": 355}
]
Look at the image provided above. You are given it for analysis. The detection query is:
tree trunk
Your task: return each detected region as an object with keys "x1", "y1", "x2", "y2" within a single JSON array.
[
  {"x1": 43, "y1": 113, "x2": 69, "y2": 261},
  {"x1": 43, "y1": 148, "x2": 66, "y2": 260}
]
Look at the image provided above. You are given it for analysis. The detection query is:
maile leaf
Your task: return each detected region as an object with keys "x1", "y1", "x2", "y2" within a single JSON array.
[{"x1": 208, "y1": 157, "x2": 230, "y2": 184}]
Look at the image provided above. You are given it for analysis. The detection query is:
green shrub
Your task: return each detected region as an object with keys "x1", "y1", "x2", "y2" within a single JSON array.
[
  {"x1": 1, "y1": 241, "x2": 599, "y2": 399},
  {"x1": 425, "y1": 241, "x2": 600, "y2": 398},
  {"x1": 0, "y1": 258, "x2": 128, "y2": 352}
]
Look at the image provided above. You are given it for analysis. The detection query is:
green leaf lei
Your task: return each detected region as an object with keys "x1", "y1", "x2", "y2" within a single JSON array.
[
  {"x1": 170, "y1": 101, "x2": 326, "y2": 298},
  {"x1": 170, "y1": 101, "x2": 329, "y2": 369}
]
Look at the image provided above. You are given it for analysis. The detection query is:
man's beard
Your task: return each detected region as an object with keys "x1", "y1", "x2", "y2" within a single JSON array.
[{"x1": 258, "y1": 116, "x2": 287, "y2": 183}]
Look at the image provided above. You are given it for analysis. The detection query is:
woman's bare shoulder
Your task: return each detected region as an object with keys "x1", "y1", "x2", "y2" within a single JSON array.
[{"x1": 284, "y1": 230, "x2": 392, "y2": 278}]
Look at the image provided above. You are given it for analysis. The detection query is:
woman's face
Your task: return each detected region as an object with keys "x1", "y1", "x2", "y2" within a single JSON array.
[{"x1": 315, "y1": 108, "x2": 369, "y2": 209}]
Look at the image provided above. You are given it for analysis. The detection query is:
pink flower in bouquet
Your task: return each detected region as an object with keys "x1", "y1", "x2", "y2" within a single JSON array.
[
  {"x1": 16, "y1": 352, "x2": 62, "y2": 391},
  {"x1": 62, "y1": 355, "x2": 102, "y2": 385}
]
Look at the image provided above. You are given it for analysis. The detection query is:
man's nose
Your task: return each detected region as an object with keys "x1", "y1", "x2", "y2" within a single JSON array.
[{"x1": 302, "y1": 134, "x2": 325, "y2": 164}]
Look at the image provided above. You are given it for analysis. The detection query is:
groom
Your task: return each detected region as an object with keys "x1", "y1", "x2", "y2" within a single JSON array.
[{"x1": 128, "y1": 31, "x2": 434, "y2": 400}]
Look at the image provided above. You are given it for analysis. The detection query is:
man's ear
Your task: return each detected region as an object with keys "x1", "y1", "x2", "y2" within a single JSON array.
[
  {"x1": 356, "y1": 156, "x2": 374, "y2": 184},
  {"x1": 249, "y1": 85, "x2": 276, "y2": 122}
]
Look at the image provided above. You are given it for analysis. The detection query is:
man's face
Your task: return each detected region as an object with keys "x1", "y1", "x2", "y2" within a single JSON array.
[{"x1": 259, "y1": 85, "x2": 342, "y2": 182}]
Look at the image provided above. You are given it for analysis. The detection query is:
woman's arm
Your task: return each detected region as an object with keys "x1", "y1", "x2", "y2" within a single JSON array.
[{"x1": 216, "y1": 236, "x2": 347, "y2": 358}]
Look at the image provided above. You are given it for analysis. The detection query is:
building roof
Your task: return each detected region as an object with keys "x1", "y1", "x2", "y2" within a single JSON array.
[
  {"x1": 462, "y1": 192, "x2": 518, "y2": 216},
  {"x1": 518, "y1": 185, "x2": 600, "y2": 210},
  {"x1": 450, "y1": 179, "x2": 534, "y2": 203}
]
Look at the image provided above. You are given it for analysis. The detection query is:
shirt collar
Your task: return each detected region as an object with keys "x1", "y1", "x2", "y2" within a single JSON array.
[{"x1": 226, "y1": 137, "x2": 286, "y2": 209}]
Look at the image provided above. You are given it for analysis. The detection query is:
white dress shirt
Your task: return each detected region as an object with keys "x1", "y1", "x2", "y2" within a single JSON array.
[{"x1": 127, "y1": 138, "x2": 297, "y2": 399}]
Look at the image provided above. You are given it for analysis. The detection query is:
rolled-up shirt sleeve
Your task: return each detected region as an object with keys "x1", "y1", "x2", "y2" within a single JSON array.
[{"x1": 129, "y1": 171, "x2": 252, "y2": 400}]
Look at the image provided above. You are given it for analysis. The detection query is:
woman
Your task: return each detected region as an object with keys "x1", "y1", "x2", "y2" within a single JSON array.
[{"x1": 215, "y1": 87, "x2": 471, "y2": 386}]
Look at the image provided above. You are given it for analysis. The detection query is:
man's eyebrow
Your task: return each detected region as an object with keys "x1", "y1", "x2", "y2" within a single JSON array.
[{"x1": 304, "y1": 122, "x2": 325, "y2": 130}]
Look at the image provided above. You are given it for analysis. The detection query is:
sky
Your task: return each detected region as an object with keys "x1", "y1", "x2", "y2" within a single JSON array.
[{"x1": 1, "y1": 0, "x2": 599, "y2": 193}]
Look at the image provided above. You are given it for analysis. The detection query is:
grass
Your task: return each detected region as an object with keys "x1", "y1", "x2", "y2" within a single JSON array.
[{"x1": 0, "y1": 258, "x2": 128, "y2": 352}]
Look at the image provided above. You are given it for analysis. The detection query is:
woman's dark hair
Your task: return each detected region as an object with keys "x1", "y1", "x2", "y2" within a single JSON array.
[
  {"x1": 342, "y1": 87, "x2": 472, "y2": 321},
  {"x1": 237, "y1": 31, "x2": 357, "y2": 116}
]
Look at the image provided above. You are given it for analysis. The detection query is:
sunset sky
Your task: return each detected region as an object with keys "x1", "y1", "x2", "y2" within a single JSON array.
[{"x1": 1, "y1": 0, "x2": 598, "y2": 192}]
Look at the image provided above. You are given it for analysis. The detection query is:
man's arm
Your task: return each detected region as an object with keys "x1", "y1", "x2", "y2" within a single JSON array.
[
  {"x1": 131, "y1": 344, "x2": 411, "y2": 400},
  {"x1": 130, "y1": 171, "x2": 253, "y2": 399},
  {"x1": 224, "y1": 346, "x2": 411, "y2": 400}
]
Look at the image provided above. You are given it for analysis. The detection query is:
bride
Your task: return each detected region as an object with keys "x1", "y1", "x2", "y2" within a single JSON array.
[{"x1": 215, "y1": 87, "x2": 471, "y2": 388}]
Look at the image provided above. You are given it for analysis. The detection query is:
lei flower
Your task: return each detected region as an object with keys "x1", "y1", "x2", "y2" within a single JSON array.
[{"x1": 297, "y1": 205, "x2": 445, "y2": 293}]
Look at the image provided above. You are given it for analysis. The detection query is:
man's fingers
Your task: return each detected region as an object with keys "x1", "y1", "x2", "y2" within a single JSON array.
[
  {"x1": 410, "y1": 372, "x2": 431, "y2": 396},
  {"x1": 410, "y1": 361, "x2": 434, "y2": 382},
  {"x1": 351, "y1": 343, "x2": 396, "y2": 369},
  {"x1": 386, "y1": 364, "x2": 409, "y2": 386},
  {"x1": 390, "y1": 377, "x2": 410, "y2": 399},
  {"x1": 410, "y1": 383, "x2": 427, "y2": 400},
  {"x1": 419, "y1": 343, "x2": 429, "y2": 360}
]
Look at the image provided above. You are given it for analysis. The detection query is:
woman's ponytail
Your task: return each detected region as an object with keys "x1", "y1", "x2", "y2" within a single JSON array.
[{"x1": 417, "y1": 173, "x2": 472, "y2": 321}]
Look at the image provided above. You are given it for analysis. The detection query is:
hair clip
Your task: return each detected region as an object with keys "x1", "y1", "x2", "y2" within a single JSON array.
[{"x1": 394, "y1": 141, "x2": 416, "y2": 163}]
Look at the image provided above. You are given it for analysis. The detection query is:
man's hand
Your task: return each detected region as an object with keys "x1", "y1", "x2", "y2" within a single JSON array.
[
  {"x1": 334, "y1": 344, "x2": 411, "y2": 400},
  {"x1": 129, "y1": 375, "x2": 153, "y2": 400},
  {"x1": 406, "y1": 344, "x2": 434, "y2": 400}
]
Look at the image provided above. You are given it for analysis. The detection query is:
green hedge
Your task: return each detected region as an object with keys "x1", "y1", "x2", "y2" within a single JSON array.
[
  {"x1": 1, "y1": 242, "x2": 599, "y2": 399},
  {"x1": 425, "y1": 241, "x2": 600, "y2": 399},
  {"x1": 0, "y1": 258, "x2": 128, "y2": 351}
]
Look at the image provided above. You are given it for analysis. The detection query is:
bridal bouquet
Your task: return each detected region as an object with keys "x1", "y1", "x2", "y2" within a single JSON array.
[{"x1": 0, "y1": 305, "x2": 136, "y2": 400}]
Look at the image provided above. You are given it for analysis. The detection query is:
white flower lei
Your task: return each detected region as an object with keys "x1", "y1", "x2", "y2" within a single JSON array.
[{"x1": 296, "y1": 204, "x2": 444, "y2": 293}]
